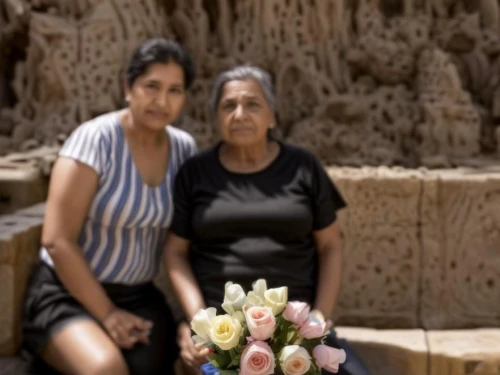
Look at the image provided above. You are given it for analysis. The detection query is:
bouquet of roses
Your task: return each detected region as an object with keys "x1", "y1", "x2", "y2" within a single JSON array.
[{"x1": 190, "y1": 279, "x2": 346, "y2": 375}]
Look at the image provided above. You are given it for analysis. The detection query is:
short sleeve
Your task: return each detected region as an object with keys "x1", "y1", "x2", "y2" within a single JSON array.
[
  {"x1": 58, "y1": 123, "x2": 108, "y2": 176},
  {"x1": 170, "y1": 162, "x2": 193, "y2": 239},
  {"x1": 309, "y1": 155, "x2": 347, "y2": 230},
  {"x1": 186, "y1": 137, "x2": 198, "y2": 159}
]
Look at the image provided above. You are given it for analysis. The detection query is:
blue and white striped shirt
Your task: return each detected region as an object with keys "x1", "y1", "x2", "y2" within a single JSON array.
[{"x1": 40, "y1": 111, "x2": 197, "y2": 284}]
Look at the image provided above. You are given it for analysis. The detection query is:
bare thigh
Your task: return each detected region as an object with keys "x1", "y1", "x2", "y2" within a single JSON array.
[{"x1": 41, "y1": 319, "x2": 129, "y2": 375}]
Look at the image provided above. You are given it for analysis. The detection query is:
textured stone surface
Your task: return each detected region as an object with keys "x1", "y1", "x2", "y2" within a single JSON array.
[
  {"x1": 0, "y1": 165, "x2": 48, "y2": 215},
  {"x1": 0, "y1": 266, "x2": 14, "y2": 352},
  {"x1": 1, "y1": 1, "x2": 500, "y2": 167},
  {"x1": 427, "y1": 329, "x2": 500, "y2": 375},
  {"x1": 0, "y1": 213, "x2": 42, "y2": 356},
  {"x1": 329, "y1": 167, "x2": 422, "y2": 328},
  {"x1": 421, "y1": 168, "x2": 500, "y2": 329},
  {"x1": 335, "y1": 327, "x2": 428, "y2": 375}
]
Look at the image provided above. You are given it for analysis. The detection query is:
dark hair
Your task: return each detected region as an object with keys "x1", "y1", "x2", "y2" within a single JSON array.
[{"x1": 126, "y1": 38, "x2": 195, "y2": 89}]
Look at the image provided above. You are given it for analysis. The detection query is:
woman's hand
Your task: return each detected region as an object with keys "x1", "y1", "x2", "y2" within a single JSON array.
[
  {"x1": 310, "y1": 309, "x2": 333, "y2": 333},
  {"x1": 178, "y1": 321, "x2": 210, "y2": 371},
  {"x1": 101, "y1": 308, "x2": 153, "y2": 349}
]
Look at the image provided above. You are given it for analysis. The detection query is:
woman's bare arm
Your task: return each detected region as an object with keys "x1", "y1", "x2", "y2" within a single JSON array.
[
  {"x1": 163, "y1": 233, "x2": 206, "y2": 320},
  {"x1": 42, "y1": 157, "x2": 116, "y2": 322},
  {"x1": 312, "y1": 221, "x2": 343, "y2": 320}
]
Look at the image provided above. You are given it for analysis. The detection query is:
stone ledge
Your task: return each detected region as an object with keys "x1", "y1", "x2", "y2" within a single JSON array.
[
  {"x1": 336, "y1": 327, "x2": 500, "y2": 375},
  {"x1": 427, "y1": 329, "x2": 500, "y2": 375},
  {"x1": 0, "y1": 213, "x2": 43, "y2": 356},
  {"x1": 0, "y1": 165, "x2": 48, "y2": 215},
  {"x1": 336, "y1": 327, "x2": 428, "y2": 375}
]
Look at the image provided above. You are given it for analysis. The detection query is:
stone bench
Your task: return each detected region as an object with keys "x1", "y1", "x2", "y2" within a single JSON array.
[
  {"x1": 336, "y1": 327, "x2": 500, "y2": 375},
  {"x1": 1, "y1": 166, "x2": 500, "y2": 374}
]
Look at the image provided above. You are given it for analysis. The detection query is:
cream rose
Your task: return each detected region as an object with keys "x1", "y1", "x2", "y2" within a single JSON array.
[
  {"x1": 279, "y1": 345, "x2": 311, "y2": 375},
  {"x1": 191, "y1": 307, "x2": 217, "y2": 341},
  {"x1": 247, "y1": 291, "x2": 265, "y2": 307},
  {"x1": 208, "y1": 314, "x2": 242, "y2": 350},
  {"x1": 264, "y1": 286, "x2": 288, "y2": 315},
  {"x1": 221, "y1": 281, "x2": 247, "y2": 314}
]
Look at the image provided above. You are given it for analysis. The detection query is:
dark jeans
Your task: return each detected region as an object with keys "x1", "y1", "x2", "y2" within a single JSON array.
[{"x1": 323, "y1": 329, "x2": 371, "y2": 375}]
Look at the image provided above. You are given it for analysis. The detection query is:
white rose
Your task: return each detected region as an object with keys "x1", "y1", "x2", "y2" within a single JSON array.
[
  {"x1": 209, "y1": 314, "x2": 242, "y2": 350},
  {"x1": 221, "y1": 282, "x2": 247, "y2": 314},
  {"x1": 279, "y1": 345, "x2": 312, "y2": 375},
  {"x1": 252, "y1": 279, "x2": 268, "y2": 298},
  {"x1": 232, "y1": 311, "x2": 245, "y2": 324},
  {"x1": 191, "y1": 307, "x2": 217, "y2": 341},
  {"x1": 264, "y1": 286, "x2": 288, "y2": 315},
  {"x1": 246, "y1": 291, "x2": 265, "y2": 307}
]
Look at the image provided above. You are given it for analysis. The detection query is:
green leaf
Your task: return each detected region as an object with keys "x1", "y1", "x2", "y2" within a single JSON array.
[
  {"x1": 219, "y1": 370, "x2": 239, "y2": 375},
  {"x1": 229, "y1": 353, "x2": 241, "y2": 367}
]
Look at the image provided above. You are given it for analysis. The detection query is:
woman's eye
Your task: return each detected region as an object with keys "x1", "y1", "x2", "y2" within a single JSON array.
[{"x1": 170, "y1": 87, "x2": 183, "y2": 94}]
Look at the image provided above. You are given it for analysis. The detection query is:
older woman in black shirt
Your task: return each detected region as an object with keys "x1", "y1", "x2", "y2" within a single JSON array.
[{"x1": 164, "y1": 65, "x2": 371, "y2": 375}]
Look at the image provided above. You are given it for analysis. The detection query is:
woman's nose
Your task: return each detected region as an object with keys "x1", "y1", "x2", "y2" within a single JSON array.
[
  {"x1": 156, "y1": 91, "x2": 170, "y2": 109},
  {"x1": 234, "y1": 104, "x2": 245, "y2": 118}
]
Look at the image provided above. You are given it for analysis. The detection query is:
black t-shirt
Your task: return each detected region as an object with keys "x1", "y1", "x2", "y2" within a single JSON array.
[{"x1": 170, "y1": 141, "x2": 346, "y2": 310}]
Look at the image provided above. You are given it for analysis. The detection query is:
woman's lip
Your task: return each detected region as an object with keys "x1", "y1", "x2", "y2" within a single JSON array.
[{"x1": 147, "y1": 110, "x2": 168, "y2": 118}]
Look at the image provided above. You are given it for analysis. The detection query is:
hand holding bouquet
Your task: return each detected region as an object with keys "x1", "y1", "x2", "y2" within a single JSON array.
[{"x1": 191, "y1": 279, "x2": 346, "y2": 375}]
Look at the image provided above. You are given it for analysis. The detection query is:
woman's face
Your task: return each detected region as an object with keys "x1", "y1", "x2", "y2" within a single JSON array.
[
  {"x1": 216, "y1": 79, "x2": 274, "y2": 147},
  {"x1": 126, "y1": 62, "x2": 186, "y2": 131}
]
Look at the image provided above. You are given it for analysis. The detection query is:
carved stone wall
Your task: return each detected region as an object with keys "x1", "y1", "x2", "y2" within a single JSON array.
[{"x1": 1, "y1": 0, "x2": 500, "y2": 167}]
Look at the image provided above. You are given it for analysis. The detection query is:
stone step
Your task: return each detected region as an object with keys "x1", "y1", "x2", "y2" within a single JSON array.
[{"x1": 336, "y1": 327, "x2": 500, "y2": 375}]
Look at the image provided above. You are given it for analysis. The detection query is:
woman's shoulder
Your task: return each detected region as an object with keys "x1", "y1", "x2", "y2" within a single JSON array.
[
  {"x1": 176, "y1": 144, "x2": 217, "y2": 175},
  {"x1": 167, "y1": 125, "x2": 196, "y2": 146},
  {"x1": 69, "y1": 111, "x2": 120, "y2": 143},
  {"x1": 281, "y1": 142, "x2": 320, "y2": 166}
]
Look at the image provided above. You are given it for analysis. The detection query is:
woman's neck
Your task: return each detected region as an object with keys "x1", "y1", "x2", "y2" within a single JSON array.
[
  {"x1": 121, "y1": 109, "x2": 166, "y2": 148},
  {"x1": 219, "y1": 140, "x2": 279, "y2": 173}
]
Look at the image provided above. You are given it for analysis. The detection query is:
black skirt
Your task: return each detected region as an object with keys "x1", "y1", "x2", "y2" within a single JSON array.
[{"x1": 21, "y1": 262, "x2": 179, "y2": 375}]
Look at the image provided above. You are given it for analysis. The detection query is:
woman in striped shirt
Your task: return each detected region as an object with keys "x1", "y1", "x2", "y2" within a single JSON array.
[{"x1": 21, "y1": 38, "x2": 197, "y2": 375}]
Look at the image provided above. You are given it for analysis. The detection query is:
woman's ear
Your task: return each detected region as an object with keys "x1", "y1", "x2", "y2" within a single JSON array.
[{"x1": 124, "y1": 79, "x2": 131, "y2": 103}]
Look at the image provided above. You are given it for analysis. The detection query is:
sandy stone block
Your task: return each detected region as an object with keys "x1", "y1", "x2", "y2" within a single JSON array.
[
  {"x1": 0, "y1": 265, "x2": 15, "y2": 355},
  {"x1": 427, "y1": 329, "x2": 500, "y2": 375},
  {"x1": 0, "y1": 214, "x2": 42, "y2": 356},
  {"x1": 0, "y1": 166, "x2": 48, "y2": 215},
  {"x1": 420, "y1": 169, "x2": 500, "y2": 329},
  {"x1": 15, "y1": 202, "x2": 46, "y2": 218},
  {"x1": 335, "y1": 326, "x2": 428, "y2": 375},
  {"x1": 328, "y1": 167, "x2": 423, "y2": 328}
]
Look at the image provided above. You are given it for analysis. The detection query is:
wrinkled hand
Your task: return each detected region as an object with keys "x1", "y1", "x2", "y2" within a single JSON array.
[
  {"x1": 101, "y1": 308, "x2": 153, "y2": 349},
  {"x1": 178, "y1": 321, "x2": 210, "y2": 371}
]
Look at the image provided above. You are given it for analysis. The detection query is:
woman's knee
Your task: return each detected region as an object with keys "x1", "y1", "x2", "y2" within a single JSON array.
[
  {"x1": 40, "y1": 319, "x2": 130, "y2": 375},
  {"x1": 83, "y1": 350, "x2": 129, "y2": 375}
]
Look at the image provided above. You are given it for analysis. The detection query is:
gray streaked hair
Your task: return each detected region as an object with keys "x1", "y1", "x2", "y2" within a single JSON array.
[{"x1": 209, "y1": 65, "x2": 276, "y2": 118}]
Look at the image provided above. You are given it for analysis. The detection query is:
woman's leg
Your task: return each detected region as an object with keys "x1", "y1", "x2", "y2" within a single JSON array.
[
  {"x1": 323, "y1": 329, "x2": 372, "y2": 375},
  {"x1": 40, "y1": 319, "x2": 129, "y2": 375}
]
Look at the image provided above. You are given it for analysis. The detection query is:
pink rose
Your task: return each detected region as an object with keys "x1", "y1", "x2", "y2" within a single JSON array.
[
  {"x1": 283, "y1": 301, "x2": 310, "y2": 326},
  {"x1": 245, "y1": 306, "x2": 276, "y2": 340},
  {"x1": 240, "y1": 341, "x2": 275, "y2": 375},
  {"x1": 312, "y1": 345, "x2": 346, "y2": 373},
  {"x1": 299, "y1": 318, "x2": 326, "y2": 339}
]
